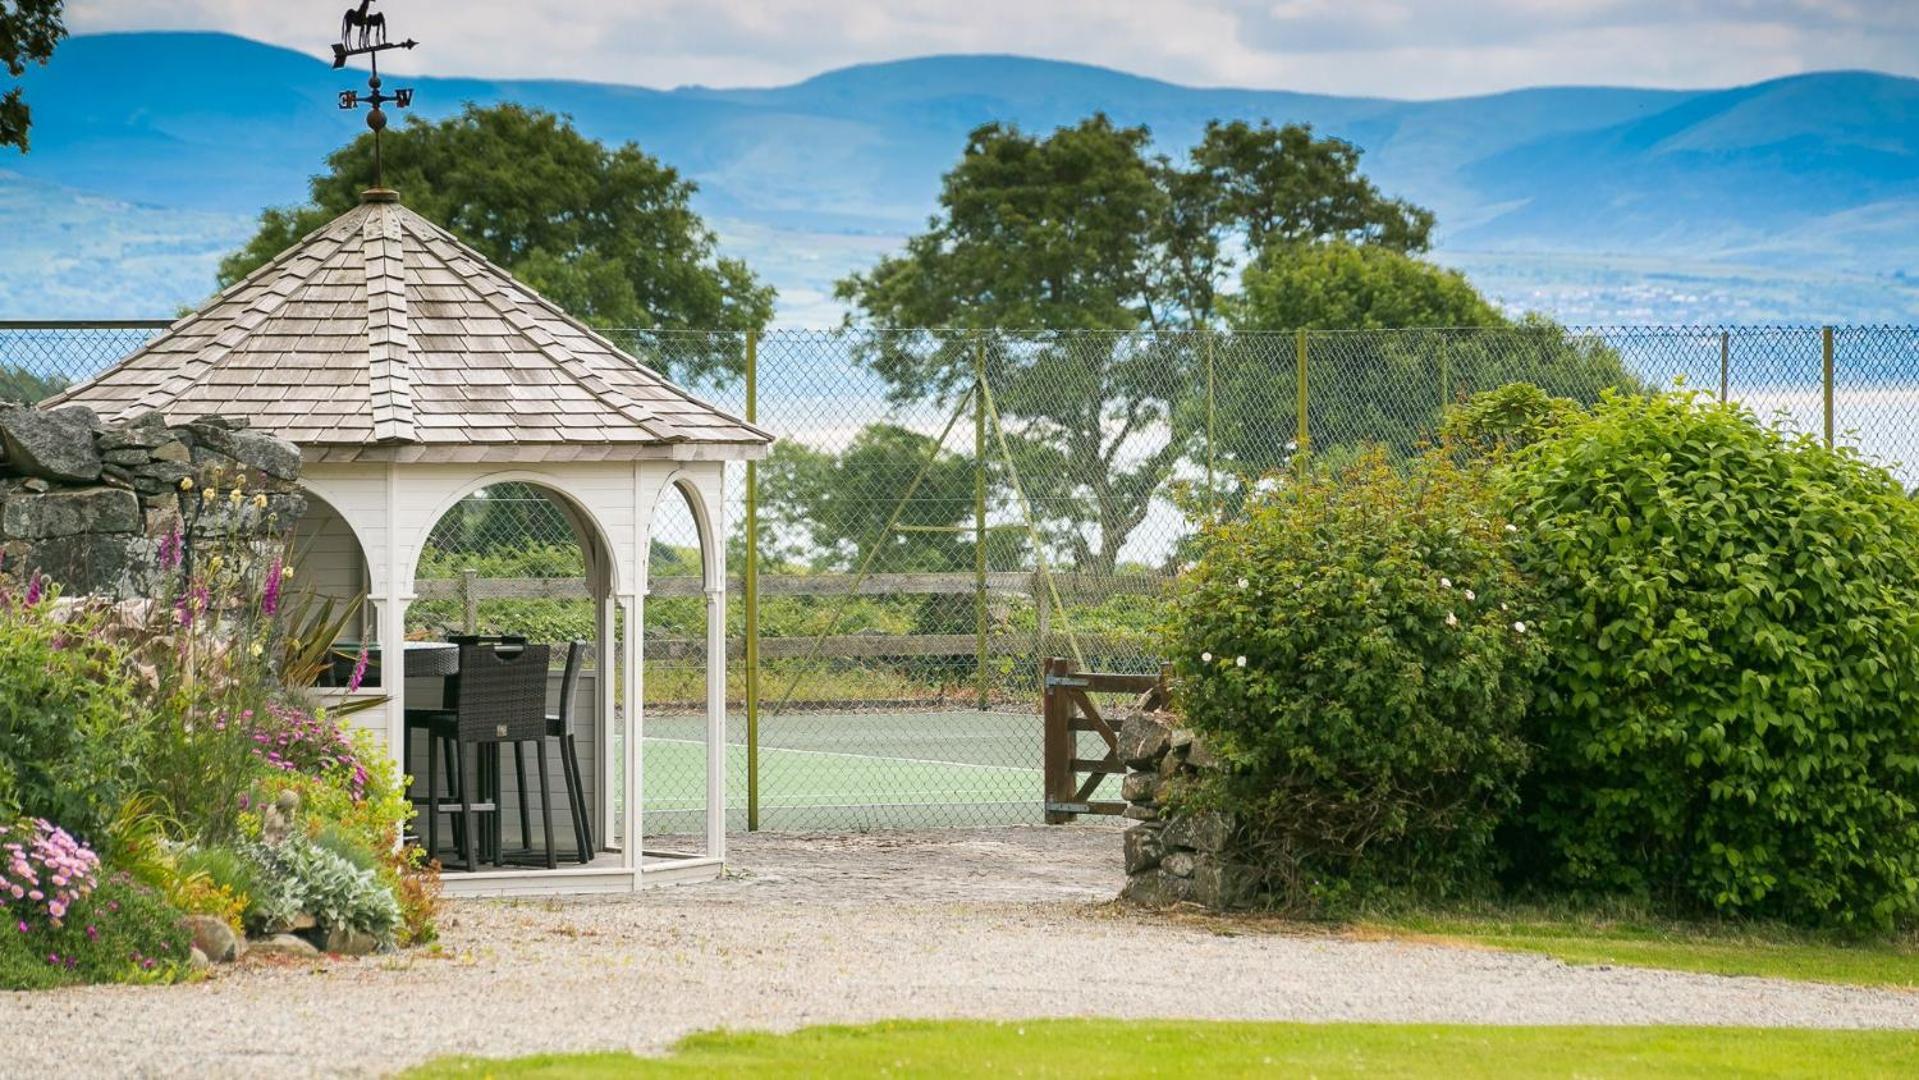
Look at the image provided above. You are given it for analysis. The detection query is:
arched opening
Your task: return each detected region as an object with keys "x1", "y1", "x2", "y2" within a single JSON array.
[
  {"x1": 288, "y1": 486, "x2": 372, "y2": 620},
  {"x1": 285, "y1": 487, "x2": 383, "y2": 721},
  {"x1": 404, "y1": 479, "x2": 620, "y2": 868},
  {"x1": 643, "y1": 477, "x2": 721, "y2": 857}
]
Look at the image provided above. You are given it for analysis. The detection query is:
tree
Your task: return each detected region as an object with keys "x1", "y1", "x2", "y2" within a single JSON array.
[
  {"x1": 837, "y1": 116, "x2": 1432, "y2": 572},
  {"x1": 761, "y1": 423, "x2": 1023, "y2": 575},
  {"x1": 1227, "y1": 243, "x2": 1501, "y2": 332},
  {"x1": 219, "y1": 103, "x2": 773, "y2": 383},
  {"x1": 1218, "y1": 246, "x2": 1636, "y2": 471},
  {"x1": 1, "y1": 0, "x2": 65, "y2": 153}
]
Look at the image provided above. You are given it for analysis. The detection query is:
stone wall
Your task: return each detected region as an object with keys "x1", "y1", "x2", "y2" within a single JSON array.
[
  {"x1": 1116, "y1": 707, "x2": 1260, "y2": 911},
  {"x1": 0, "y1": 403, "x2": 303, "y2": 597}
]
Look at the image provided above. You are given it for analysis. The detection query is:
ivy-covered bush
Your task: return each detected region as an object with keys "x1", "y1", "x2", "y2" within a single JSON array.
[
  {"x1": 1167, "y1": 449, "x2": 1547, "y2": 910},
  {"x1": 0, "y1": 582, "x2": 149, "y2": 844},
  {"x1": 1502, "y1": 390, "x2": 1919, "y2": 927}
]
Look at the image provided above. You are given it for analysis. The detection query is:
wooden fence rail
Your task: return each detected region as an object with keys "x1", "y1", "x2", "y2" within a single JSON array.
[{"x1": 415, "y1": 571, "x2": 1170, "y2": 661}]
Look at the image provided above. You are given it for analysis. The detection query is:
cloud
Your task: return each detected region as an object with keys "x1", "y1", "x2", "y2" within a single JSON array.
[{"x1": 64, "y1": 0, "x2": 1919, "y2": 97}]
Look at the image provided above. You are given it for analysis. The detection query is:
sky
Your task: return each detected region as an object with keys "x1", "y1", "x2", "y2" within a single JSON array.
[{"x1": 67, "y1": 0, "x2": 1919, "y2": 99}]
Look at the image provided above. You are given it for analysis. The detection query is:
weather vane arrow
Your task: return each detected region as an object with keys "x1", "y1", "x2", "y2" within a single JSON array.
[{"x1": 330, "y1": 1, "x2": 419, "y2": 191}]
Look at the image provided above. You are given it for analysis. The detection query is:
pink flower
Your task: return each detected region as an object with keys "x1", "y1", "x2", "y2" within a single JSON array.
[{"x1": 23, "y1": 574, "x2": 43, "y2": 605}]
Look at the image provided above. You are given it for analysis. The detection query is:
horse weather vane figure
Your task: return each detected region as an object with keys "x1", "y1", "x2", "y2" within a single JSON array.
[{"x1": 331, "y1": 1, "x2": 418, "y2": 192}]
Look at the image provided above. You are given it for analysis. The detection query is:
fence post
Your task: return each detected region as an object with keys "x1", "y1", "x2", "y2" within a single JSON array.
[
  {"x1": 1822, "y1": 325, "x2": 1835, "y2": 449},
  {"x1": 1042, "y1": 655, "x2": 1075, "y2": 824},
  {"x1": 1204, "y1": 328, "x2": 1217, "y2": 520},
  {"x1": 1727, "y1": 329, "x2": 1742, "y2": 406},
  {"x1": 743, "y1": 329, "x2": 760, "y2": 831},
  {"x1": 1295, "y1": 327, "x2": 1310, "y2": 452},
  {"x1": 1438, "y1": 331, "x2": 1450, "y2": 409},
  {"x1": 460, "y1": 568, "x2": 478, "y2": 635},
  {"x1": 973, "y1": 333, "x2": 990, "y2": 711}
]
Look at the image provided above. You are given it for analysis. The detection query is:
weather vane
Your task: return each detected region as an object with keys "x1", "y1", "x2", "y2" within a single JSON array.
[{"x1": 331, "y1": 1, "x2": 418, "y2": 192}]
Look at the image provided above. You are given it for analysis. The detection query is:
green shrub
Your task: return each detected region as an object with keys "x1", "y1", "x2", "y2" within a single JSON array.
[
  {"x1": 0, "y1": 586, "x2": 150, "y2": 845},
  {"x1": 1167, "y1": 448, "x2": 1547, "y2": 910},
  {"x1": 0, "y1": 869, "x2": 191, "y2": 990},
  {"x1": 1438, "y1": 382, "x2": 1583, "y2": 458},
  {"x1": 240, "y1": 836, "x2": 400, "y2": 943},
  {"x1": 1502, "y1": 389, "x2": 1919, "y2": 927}
]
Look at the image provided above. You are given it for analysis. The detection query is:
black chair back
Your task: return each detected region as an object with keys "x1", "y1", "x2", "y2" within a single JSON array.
[
  {"x1": 555, "y1": 640, "x2": 588, "y2": 735},
  {"x1": 453, "y1": 643, "x2": 550, "y2": 743}
]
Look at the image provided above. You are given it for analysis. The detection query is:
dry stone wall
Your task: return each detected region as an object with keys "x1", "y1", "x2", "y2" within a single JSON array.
[
  {"x1": 0, "y1": 403, "x2": 304, "y2": 597},
  {"x1": 1116, "y1": 707, "x2": 1261, "y2": 911}
]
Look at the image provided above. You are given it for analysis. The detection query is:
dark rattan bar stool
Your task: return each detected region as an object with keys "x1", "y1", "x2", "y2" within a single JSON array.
[
  {"x1": 542, "y1": 640, "x2": 594, "y2": 863},
  {"x1": 417, "y1": 642, "x2": 549, "y2": 871}
]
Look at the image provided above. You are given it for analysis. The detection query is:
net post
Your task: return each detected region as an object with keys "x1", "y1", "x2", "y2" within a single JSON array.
[
  {"x1": 1822, "y1": 325, "x2": 1835, "y2": 449},
  {"x1": 743, "y1": 328, "x2": 760, "y2": 831},
  {"x1": 973, "y1": 332, "x2": 990, "y2": 712}
]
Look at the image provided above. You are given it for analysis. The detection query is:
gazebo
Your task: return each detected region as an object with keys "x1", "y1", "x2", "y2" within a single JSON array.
[{"x1": 50, "y1": 190, "x2": 770, "y2": 896}]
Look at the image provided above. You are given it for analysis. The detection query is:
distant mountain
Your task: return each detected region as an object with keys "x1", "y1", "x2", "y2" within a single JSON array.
[{"x1": 2, "y1": 32, "x2": 1915, "y2": 323}]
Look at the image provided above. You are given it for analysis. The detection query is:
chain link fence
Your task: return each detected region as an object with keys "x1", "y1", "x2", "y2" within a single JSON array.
[{"x1": 8, "y1": 321, "x2": 1919, "y2": 830}]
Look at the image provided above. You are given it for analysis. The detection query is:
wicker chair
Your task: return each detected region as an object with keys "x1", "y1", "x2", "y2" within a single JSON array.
[
  {"x1": 414, "y1": 643, "x2": 550, "y2": 870},
  {"x1": 542, "y1": 640, "x2": 594, "y2": 863}
]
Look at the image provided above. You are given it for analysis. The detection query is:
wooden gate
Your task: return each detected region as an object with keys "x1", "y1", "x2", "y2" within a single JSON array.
[{"x1": 1042, "y1": 656, "x2": 1167, "y2": 823}]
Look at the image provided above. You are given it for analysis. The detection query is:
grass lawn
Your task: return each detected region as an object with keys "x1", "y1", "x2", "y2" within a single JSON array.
[
  {"x1": 405, "y1": 1019, "x2": 1919, "y2": 1078},
  {"x1": 1348, "y1": 905, "x2": 1919, "y2": 989}
]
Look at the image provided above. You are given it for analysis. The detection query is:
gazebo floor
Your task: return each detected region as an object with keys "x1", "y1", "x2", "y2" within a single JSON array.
[{"x1": 438, "y1": 850, "x2": 722, "y2": 899}]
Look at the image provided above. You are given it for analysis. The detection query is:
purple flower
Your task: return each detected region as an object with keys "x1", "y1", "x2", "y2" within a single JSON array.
[
  {"x1": 346, "y1": 646, "x2": 370, "y2": 693},
  {"x1": 23, "y1": 574, "x2": 43, "y2": 606},
  {"x1": 262, "y1": 555, "x2": 283, "y2": 616},
  {"x1": 158, "y1": 524, "x2": 182, "y2": 572}
]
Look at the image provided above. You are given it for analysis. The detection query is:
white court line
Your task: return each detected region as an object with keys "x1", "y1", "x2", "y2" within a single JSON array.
[{"x1": 642, "y1": 736, "x2": 1043, "y2": 776}]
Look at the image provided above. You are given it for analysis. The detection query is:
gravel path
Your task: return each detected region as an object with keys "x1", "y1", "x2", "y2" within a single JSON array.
[{"x1": 3, "y1": 826, "x2": 1915, "y2": 1077}]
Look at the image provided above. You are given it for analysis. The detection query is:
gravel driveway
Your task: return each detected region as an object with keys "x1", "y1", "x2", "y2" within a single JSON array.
[{"x1": 4, "y1": 826, "x2": 1915, "y2": 1077}]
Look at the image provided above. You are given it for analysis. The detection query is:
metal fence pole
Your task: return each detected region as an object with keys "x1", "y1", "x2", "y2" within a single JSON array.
[
  {"x1": 1295, "y1": 327, "x2": 1310, "y2": 452},
  {"x1": 743, "y1": 329, "x2": 760, "y2": 831},
  {"x1": 973, "y1": 332, "x2": 990, "y2": 711},
  {"x1": 1822, "y1": 326, "x2": 1835, "y2": 449},
  {"x1": 1438, "y1": 332, "x2": 1450, "y2": 409},
  {"x1": 1727, "y1": 329, "x2": 1742, "y2": 406},
  {"x1": 1204, "y1": 328, "x2": 1217, "y2": 520}
]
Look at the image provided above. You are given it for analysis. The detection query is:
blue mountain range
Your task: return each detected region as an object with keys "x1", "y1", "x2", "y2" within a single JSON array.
[{"x1": 2, "y1": 32, "x2": 1915, "y2": 323}]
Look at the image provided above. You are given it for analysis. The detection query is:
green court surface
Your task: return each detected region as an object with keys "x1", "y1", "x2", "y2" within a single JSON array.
[{"x1": 638, "y1": 709, "x2": 1083, "y2": 831}]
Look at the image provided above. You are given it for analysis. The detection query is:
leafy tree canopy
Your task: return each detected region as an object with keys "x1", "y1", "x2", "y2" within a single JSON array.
[
  {"x1": 218, "y1": 103, "x2": 774, "y2": 383},
  {"x1": 834, "y1": 115, "x2": 1439, "y2": 572},
  {"x1": 761, "y1": 423, "x2": 1024, "y2": 575},
  {"x1": 1226, "y1": 243, "x2": 1503, "y2": 332},
  {"x1": 0, "y1": 0, "x2": 65, "y2": 152}
]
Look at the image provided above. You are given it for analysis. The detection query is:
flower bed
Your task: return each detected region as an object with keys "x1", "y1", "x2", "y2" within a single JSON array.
[{"x1": 0, "y1": 443, "x2": 437, "y2": 988}]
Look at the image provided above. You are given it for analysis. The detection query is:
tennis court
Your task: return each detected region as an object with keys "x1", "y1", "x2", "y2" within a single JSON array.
[{"x1": 638, "y1": 709, "x2": 1074, "y2": 832}]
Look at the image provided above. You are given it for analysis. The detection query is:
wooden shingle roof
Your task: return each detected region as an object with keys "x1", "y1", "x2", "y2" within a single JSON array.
[{"x1": 50, "y1": 195, "x2": 770, "y2": 462}]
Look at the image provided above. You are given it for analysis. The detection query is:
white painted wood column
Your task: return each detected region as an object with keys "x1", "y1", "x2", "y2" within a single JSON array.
[
  {"x1": 595, "y1": 588, "x2": 616, "y2": 852},
  {"x1": 619, "y1": 592, "x2": 642, "y2": 873},
  {"x1": 379, "y1": 462, "x2": 410, "y2": 778},
  {"x1": 704, "y1": 583, "x2": 727, "y2": 862}
]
